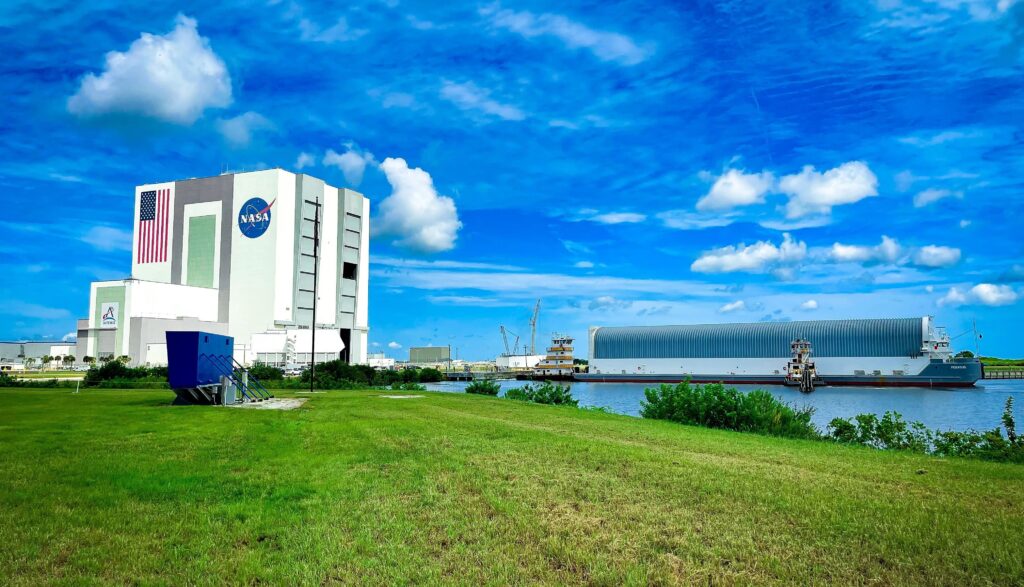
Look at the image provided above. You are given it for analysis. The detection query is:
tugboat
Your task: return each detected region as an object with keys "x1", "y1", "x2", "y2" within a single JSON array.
[
  {"x1": 518, "y1": 334, "x2": 576, "y2": 381},
  {"x1": 784, "y1": 338, "x2": 821, "y2": 392}
]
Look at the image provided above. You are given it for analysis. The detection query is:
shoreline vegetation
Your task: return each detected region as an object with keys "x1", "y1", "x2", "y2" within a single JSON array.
[{"x1": 1, "y1": 387, "x2": 1022, "y2": 584}]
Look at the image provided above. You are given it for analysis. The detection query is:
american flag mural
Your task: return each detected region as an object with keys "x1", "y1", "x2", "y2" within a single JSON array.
[{"x1": 137, "y1": 189, "x2": 170, "y2": 264}]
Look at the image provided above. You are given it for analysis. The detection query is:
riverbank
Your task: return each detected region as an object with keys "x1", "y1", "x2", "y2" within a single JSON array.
[{"x1": 1, "y1": 388, "x2": 1022, "y2": 584}]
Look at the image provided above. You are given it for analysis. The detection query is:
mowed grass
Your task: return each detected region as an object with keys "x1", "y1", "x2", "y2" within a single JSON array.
[
  {"x1": 1, "y1": 389, "x2": 1022, "y2": 585},
  {"x1": 9, "y1": 371, "x2": 84, "y2": 379}
]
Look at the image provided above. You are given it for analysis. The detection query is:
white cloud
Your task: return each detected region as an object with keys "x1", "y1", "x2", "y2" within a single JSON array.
[
  {"x1": 589, "y1": 212, "x2": 646, "y2": 224},
  {"x1": 914, "y1": 245, "x2": 962, "y2": 268},
  {"x1": 959, "y1": 219, "x2": 971, "y2": 228},
  {"x1": 830, "y1": 235, "x2": 903, "y2": 264},
  {"x1": 777, "y1": 161, "x2": 878, "y2": 219},
  {"x1": 427, "y1": 295, "x2": 520, "y2": 307},
  {"x1": 828, "y1": 236, "x2": 960, "y2": 268},
  {"x1": 299, "y1": 16, "x2": 367, "y2": 43},
  {"x1": 388, "y1": 341, "x2": 402, "y2": 349},
  {"x1": 939, "y1": 284, "x2": 1018, "y2": 307},
  {"x1": 68, "y1": 15, "x2": 231, "y2": 124},
  {"x1": 696, "y1": 169, "x2": 774, "y2": 211},
  {"x1": 440, "y1": 80, "x2": 525, "y2": 121},
  {"x1": 482, "y1": 5, "x2": 652, "y2": 66},
  {"x1": 589, "y1": 296, "x2": 632, "y2": 311},
  {"x1": 373, "y1": 256, "x2": 522, "y2": 271},
  {"x1": 899, "y1": 129, "x2": 983, "y2": 147},
  {"x1": 657, "y1": 210, "x2": 736, "y2": 230},
  {"x1": 216, "y1": 112, "x2": 274, "y2": 147},
  {"x1": 375, "y1": 157, "x2": 462, "y2": 253},
  {"x1": 799, "y1": 299, "x2": 819, "y2": 311},
  {"x1": 718, "y1": 300, "x2": 746, "y2": 313},
  {"x1": 574, "y1": 261, "x2": 595, "y2": 269},
  {"x1": 295, "y1": 152, "x2": 315, "y2": 170},
  {"x1": 913, "y1": 188, "x2": 963, "y2": 208},
  {"x1": 691, "y1": 233, "x2": 807, "y2": 274},
  {"x1": 82, "y1": 225, "x2": 133, "y2": 252},
  {"x1": 323, "y1": 145, "x2": 376, "y2": 185}
]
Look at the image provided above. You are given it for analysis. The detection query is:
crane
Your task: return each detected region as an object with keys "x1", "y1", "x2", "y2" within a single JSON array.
[
  {"x1": 500, "y1": 326, "x2": 521, "y2": 355},
  {"x1": 529, "y1": 299, "x2": 541, "y2": 355}
]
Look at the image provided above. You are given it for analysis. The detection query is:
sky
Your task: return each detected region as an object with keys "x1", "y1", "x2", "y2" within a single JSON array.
[{"x1": 1, "y1": 0, "x2": 1023, "y2": 359}]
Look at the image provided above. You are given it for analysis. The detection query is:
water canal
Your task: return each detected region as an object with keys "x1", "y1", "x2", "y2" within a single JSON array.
[{"x1": 426, "y1": 379, "x2": 1024, "y2": 432}]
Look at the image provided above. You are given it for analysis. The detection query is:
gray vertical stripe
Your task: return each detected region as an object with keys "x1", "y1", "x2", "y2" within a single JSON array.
[{"x1": 171, "y1": 175, "x2": 234, "y2": 322}]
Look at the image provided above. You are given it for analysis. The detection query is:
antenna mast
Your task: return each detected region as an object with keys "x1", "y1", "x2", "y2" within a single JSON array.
[{"x1": 310, "y1": 193, "x2": 321, "y2": 394}]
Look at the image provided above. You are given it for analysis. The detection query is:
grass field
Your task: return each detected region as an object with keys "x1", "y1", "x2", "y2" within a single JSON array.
[{"x1": 1, "y1": 388, "x2": 1022, "y2": 585}]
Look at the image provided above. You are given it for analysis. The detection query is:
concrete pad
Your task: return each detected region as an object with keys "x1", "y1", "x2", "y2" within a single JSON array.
[
  {"x1": 379, "y1": 395, "x2": 425, "y2": 399},
  {"x1": 227, "y1": 398, "x2": 307, "y2": 410}
]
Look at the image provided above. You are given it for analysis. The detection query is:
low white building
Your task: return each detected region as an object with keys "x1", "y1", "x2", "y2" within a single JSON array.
[
  {"x1": 496, "y1": 354, "x2": 544, "y2": 371},
  {"x1": 367, "y1": 352, "x2": 396, "y2": 369},
  {"x1": 77, "y1": 169, "x2": 370, "y2": 366}
]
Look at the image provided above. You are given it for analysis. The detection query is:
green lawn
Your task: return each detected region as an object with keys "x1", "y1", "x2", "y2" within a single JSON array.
[
  {"x1": 10, "y1": 370, "x2": 84, "y2": 379},
  {"x1": 1, "y1": 389, "x2": 1022, "y2": 585}
]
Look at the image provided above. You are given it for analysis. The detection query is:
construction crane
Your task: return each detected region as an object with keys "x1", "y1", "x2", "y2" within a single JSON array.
[
  {"x1": 529, "y1": 299, "x2": 541, "y2": 355},
  {"x1": 500, "y1": 326, "x2": 521, "y2": 355}
]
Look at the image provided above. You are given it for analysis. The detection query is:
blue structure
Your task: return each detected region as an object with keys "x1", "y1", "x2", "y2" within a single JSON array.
[
  {"x1": 592, "y1": 318, "x2": 924, "y2": 359},
  {"x1": 165, "y1": 331, "x2": 273, "y2": 405}
]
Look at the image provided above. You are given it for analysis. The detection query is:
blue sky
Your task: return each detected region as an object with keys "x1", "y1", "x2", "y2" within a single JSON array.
[{"x1": 1, "y1": 0, "x2": 1023, "y2": 358}]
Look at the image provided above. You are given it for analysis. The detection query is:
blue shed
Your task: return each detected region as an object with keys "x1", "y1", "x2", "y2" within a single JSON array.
[{"x1": 166, "y1": 331, "x2": 235, "y2": 389}]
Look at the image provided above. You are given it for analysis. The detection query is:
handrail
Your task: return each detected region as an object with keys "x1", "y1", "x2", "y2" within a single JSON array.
[
  {"x1": 201, "y1": 354, "x2": 258, "y2": 402},
  {"x1": 233, "y1": 358, "x2": 273, "y2": 398}
]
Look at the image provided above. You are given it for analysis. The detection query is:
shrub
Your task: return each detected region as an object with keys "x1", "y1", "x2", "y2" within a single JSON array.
[
  {"x1": 827, "y1": 397, "x2": 1024, "y2": 463},
  {"x1": 391, "y1": 382, "x2": 426, "y2": 391},
  {"x1": 248, "y1": 363, "x2": 283, "y2": 381},
  {"x1": 418, "y1": 368, "x2": 444, "y2": 383},
  {"x1": 465, "y1": 380, "x2": 500, "y2": 396},
  {"x1": 83, "y1": 362, "x2": 164, "y2": 386},
  {"x1": 503, "y1": 382, "x2": 578, "y2": 406},
  {"x1": 640, "y1": 381, "x2": 818, "y2": 440}
]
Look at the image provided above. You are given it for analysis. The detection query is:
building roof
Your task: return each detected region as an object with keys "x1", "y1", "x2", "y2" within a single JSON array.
[{"x1": 592, "y1": 318, "x2": 925, "y2": 359}]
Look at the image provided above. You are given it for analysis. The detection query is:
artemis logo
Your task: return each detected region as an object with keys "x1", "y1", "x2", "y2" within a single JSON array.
[{"x1": 238, "y1": 197, "x2": 275, "y2": 238}]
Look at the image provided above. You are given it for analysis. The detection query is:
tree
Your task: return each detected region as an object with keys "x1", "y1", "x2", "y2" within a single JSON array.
[
  {"x1": 955, "y1": 350, "x2": 975, "y2": 359},
  {"x1": 83, "y1": 356, "x2": 95, "y2": 365},
  {"x1": 116, "y1": 355, "x2": 131, "y2": 365},
  {"x1": 99, "y1": 356, "x2": 112, "y2": 364},
  {"x1": 62, "y1": 355, "x2": 75, "y2": 366},
  {"x1": 24, "y1": 358, "x2": 36, "y2": 369},
  {"x1": 41, "y1": 355, "x2": 52, "y2": 367}
]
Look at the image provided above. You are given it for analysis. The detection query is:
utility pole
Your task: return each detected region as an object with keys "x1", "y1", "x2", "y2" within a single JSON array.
[{"x1": 310, "y1": 194, "x2": 321, "y2": 395}]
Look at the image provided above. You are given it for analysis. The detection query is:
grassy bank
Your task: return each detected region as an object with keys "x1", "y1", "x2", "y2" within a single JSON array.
[{"x1": 1, "y1": 389, "x2": 1022, "y2": 585}]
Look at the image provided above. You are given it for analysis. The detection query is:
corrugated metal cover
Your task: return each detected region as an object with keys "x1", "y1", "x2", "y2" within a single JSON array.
[{"x1": 593, "y1": 318, "x2": 924, "y2": 359}]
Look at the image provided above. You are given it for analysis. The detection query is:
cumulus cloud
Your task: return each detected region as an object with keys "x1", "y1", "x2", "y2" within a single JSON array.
[
  {"x1": 696, "y1": 169, "x2": 774, "y2": 211},
  {"x1": 295, "y1": 152, "x2": 315, "y2": 170},
  {"x1": 440, "y1": 80, "x2": 525, "y2": 121},
  {"x1": 828, "y1": 236, "x2": 960, "y2": 268},
  {"x1": 830, "y1": 236, "x2": 903, "y2": 264},
  {"x1": 62, "y1": 332, "x2": 77, "y2": 342},
  {"x1": 375, "y1": 157, "x2": 462, "y2": 253},
  {"x1": 799, "y1": 299, "x2": 819, "y2": 311},
  {"x1": 216, "y1": 112, "x2": 274, "y2": 146},
  {"x1": 68, "y1": 15, "x2": 231, "y2": 124},
  {"x1": 691, "y1": 233, "x2": 807, "y2": 274},
  {"x1": 323, "y1": 145, "x2": 376, "y2": 185},
  {"x1": 388, "y1": 341, "x2": 402, "y2": 349},
  {"x1": 82, "y1": 225, "x2": 133, "y2": 252},
  {"x1": 482, "y1": 5, "x2": 652, "y2": 66},
  {"x1": 718, "y1": 300, "x2": 746, "y2": 313},
  {"x1": 777, "y1": 161, "x2": 878, "y2": 219},
  {"x1": 589, "y1": 296, "x2": 633, "y2": 311},
  {"x1": 914, "y1": 245, "x2": 962, "y2": 268},
  {"x1": 913, "y1": 188, "x2": 963, "y2": 208},
  {"x1": 939, "y1": 284, "x2": 1018, "y2": 307}
]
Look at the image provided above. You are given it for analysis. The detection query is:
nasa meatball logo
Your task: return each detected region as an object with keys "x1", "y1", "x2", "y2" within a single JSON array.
[{"x1": 238, "y1": 197, "x2": 275, "y2": 238}]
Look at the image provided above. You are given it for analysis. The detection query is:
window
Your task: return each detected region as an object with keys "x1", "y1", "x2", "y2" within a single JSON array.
[{"x1": 343, "y1": 262, "x2": 357, "y2": 280}]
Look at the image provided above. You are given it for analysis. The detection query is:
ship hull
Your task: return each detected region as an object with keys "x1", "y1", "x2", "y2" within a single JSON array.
[{"x1": 578, "y1": 358, "x2": 982, "y2": 388}]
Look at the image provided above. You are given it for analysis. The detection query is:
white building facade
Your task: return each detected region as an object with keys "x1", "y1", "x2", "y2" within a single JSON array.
[{"x1": 77, "y1": 169, "x2": 370, "y2": 366}]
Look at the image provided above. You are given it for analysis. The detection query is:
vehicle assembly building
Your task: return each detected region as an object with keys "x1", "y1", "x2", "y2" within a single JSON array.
[
  {"x1": 76, "y1": 169, "x2": 370, "y2": 366},
  {"x1": 578, "y1": 317, "x2": 982, "y2": 387}
]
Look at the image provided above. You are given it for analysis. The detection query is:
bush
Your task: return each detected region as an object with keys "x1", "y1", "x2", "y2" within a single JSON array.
[
  {"x1": 465, "y1": 380, "x2": 500, "y2": 396},
  {"x1": 640, "y1": 381, "x2": 818, "y2": 440},
  {"x1": 83, "y1": 362, "x2": 164, "y2": 386},
  {"x1": 418, "y1": 368, "x2": 444, "y2": 383},
  {"x1": 248, "y1": 363, "x2": 283, "y2": 381},
  {"x1": 827, "y1": 397, "x2": 1024, "y2": 463},
  {"x1": 504, "y1": 382, "x2": 578, "y2": 406},
  {"x1": 391, "y1": 382, "x2": 426, "y2": 391}
]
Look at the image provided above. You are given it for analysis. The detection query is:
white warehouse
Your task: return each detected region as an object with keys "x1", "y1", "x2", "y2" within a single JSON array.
[{"x1": 76, "y1": 168, "x2": 370, "y2": 366}]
